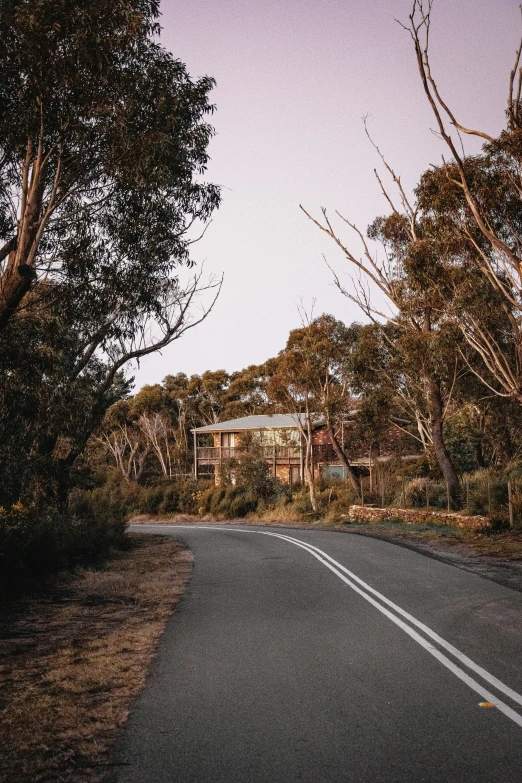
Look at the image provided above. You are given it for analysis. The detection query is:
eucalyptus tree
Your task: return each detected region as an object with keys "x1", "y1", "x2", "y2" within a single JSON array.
[
  {"x1": 403, "y1": 0, "x2": 522, "y2": 404},
  {"x1": 265, "y1": 314, "x2": 361, "y2": 511},
  {"x1": 0, "y1": 0, "x2": 221, "y2": 504},
  {"x1": 301, "y1": 179, "x2": 465, "y2": 507},
  {"x1": 0, "y1": 0, "x2": 219, "y2": 327}
]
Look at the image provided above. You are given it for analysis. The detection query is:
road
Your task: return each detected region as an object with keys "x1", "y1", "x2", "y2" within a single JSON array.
[{"x1": 111, "y1": 524, "x2": 522, "y2": 782}]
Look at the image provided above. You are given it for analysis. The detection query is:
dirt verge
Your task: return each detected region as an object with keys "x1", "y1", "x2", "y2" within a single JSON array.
[{"x1": 0, "y1": 533, "x2": 192, "y2": 783}]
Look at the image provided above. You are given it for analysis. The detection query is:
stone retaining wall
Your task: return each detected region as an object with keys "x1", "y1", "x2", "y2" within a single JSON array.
[{"x1": 347, "y1": 505, "x2": 491, "y2": 530}]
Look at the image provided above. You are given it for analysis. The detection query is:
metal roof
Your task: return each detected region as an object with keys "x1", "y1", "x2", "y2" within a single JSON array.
[{"x1": 191, "y1": 414, "x2": 311, "y2": 433}]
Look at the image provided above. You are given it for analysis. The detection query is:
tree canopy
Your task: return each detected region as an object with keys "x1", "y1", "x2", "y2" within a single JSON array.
[{"x1": 0, "y1": 0, "x2": 220, "y2": 508}]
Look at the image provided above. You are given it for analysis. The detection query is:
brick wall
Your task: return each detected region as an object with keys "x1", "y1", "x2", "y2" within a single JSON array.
[{"x1": 275, "y1": 465, "x2": 290, "y2": 483}]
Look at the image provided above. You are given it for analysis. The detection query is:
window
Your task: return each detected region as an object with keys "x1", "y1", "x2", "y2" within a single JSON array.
[{"x1": 221, "y1": 433, "x2": 235, "y2": 448}]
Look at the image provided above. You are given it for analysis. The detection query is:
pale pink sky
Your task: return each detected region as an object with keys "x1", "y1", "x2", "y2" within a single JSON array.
[{"x1": 133, "y1": 0, "x2": 519, "y2": 388}]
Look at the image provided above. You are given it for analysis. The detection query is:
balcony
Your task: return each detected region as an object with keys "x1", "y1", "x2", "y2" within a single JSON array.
[{"x1": 197, "y1": 445, "x2": 302, "y2": 462}]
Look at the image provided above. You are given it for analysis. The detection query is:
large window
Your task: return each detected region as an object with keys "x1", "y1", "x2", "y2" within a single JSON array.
[{"x1": 221, "y1": 433, "x2": 235, "y2": 448}]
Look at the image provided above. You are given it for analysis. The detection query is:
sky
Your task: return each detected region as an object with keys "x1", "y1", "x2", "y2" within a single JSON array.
[{"x1": 132, "y1": 0, "x2": 520, "y2": 389}]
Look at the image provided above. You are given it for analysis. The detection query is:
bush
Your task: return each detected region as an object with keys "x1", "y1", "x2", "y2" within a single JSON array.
[
  {"x1": 236, "y1": 457, "x2": 282, "y2": 504},
  {"x1": 322, "y1": 486, "x2": 359, "y2": 522},
  {"x1": 394, "y1": 477, "x2": 448, "y2": 509},
  {"x1": 195, "y1": 484, "x2": 258, "y2": 519},
  {"x1": 0, "y1": 490, "x2": 128, "y2": 598},
  {"x1": 463, "y1": 469, "x2": 508, "y2": 521},
  {"x1": 86, "y1": 475, "x2": 205, "y2": 519}
]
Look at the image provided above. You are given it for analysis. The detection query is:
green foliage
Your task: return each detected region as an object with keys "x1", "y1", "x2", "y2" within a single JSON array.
[
  {"x1": 0, "y1": 494, "x2": 127, "y2": 598},
  {"x1": 0, "y1": 0, "x2": 220, "y2": 540},
  {"x1": 463, "y1": 469, "x2": 508, "y2": 520},
  {"x1": 196, "y1": 485, "x2": 256, "y2": 519},
  {"x1": 236, "y1": 457, "x2": 282, "y2": 504},
  {"x1": 395, "y1": 478, "x2": 448, "y2": 510}
]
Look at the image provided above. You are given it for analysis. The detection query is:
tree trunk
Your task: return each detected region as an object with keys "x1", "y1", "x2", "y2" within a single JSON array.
[
  {"x1": 0, "y1": 249, "x2": 36, "y2": 329},
  {"x1": 303, "y1": 417, "x2": 317, "y2": 512},
  {"x1": 426, "y1": 373, "x2": 461, "y2": 509},
  {"x1": 475, "y1": 411, "x2": 487, "y2": 468},
  {"x1": 325, "y1": 422, "x2": 359, "y2": 492},
  {"x1": 305, "y1": 441, "x2": 317, "y2": 512},
  {"x1": 0, "y1": 164, "x2": 44, "y2": 330}
]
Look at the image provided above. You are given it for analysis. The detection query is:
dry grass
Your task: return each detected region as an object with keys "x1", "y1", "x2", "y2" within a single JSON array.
[{"x1": 0, "y1": 533, "x2": 192, "y2": 783}]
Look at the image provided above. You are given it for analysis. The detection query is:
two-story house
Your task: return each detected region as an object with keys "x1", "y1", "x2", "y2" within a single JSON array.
[{"x1": 192, "y1": 413, "x2": 359, "y2": 485}]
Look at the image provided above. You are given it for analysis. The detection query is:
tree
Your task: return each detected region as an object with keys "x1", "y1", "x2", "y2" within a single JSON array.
[
  {"x1": 265, "y1": 314, "x2": 362, "y2": 511},
  {"x1": 98, "y1": 400, "x2": 151, "y2": 482},
  {"x1": 403, "y1": 1, "x2": 522, "y2": 404},
  {"x1": 266, "y1": 349, "x2": 318, "y2": 512},
  {"x1": 0, "y1": 0, "x2": 221, "y2": 505},
  {"x1": 301, "y1": 194, "x2": 465, "y2": 507},
  {"x1": 0, "y1": 0, "x2": 219, "y2": 328}
]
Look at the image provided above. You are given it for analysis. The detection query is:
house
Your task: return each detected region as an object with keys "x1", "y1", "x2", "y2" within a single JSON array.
[
  {"x1": 192, "y1": 413, "x2": 422, "y2": 485},
  {"x1": 192, "y1": 413, "x2": 357, "y2": 485}
]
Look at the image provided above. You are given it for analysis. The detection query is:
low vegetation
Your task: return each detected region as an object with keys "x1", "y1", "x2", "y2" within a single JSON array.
[{"x1": 0, "y1": 534, "x2": 192, "y2": 783}]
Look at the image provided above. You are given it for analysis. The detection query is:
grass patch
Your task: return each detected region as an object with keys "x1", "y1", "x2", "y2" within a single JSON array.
[{"x1": 0, "y1": 533, "x2": 192, "y2": 783}]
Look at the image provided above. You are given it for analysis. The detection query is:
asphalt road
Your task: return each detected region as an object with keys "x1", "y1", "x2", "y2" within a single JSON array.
[{"x1": 111, "y1": 525, "x2": 522, "y2": 783}]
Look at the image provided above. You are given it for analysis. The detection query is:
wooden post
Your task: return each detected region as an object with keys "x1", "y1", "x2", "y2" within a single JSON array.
[
  {"x1": 508, "y1": 480, "x2": 514, "y2": 529},
  {"x1": 193, "y1": 431, "x2": 198, "y2": 479}
]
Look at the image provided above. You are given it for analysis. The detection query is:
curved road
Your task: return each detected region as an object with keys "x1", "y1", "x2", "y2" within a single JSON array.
[{"x1": 111, "y1": 525, "x2": 522, "y2": 782}]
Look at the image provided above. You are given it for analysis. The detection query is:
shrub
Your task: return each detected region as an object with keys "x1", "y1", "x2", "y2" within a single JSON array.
[
  {"x1": 236, "y1": 457, "x2": 282, "y2": 504},
  {"x1": 0, "y1": 490, "x2": 128, "y2": 598},
  {"x1": 394, "y1": 477, "x2": 448, "y2": 509},
  {"x1": 463, "y1": 469, "x2": 508, "y2": 521}
]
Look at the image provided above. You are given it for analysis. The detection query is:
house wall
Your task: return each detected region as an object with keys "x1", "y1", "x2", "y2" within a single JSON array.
[
  {"x1": 312, "y1": 426, "x2": 330, "y2": 446},
  {"x1": 275, "y1": 464, "x2": 290, "y2": 483},
  {"x1": 211, "y1": 432, "x2": 240, "y2": 447}
]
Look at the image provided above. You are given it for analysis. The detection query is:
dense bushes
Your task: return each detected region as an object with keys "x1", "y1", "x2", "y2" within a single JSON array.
[
  {"x1": 25, "y1": 458, "x2": 522, "y2": 548},
  {"x1": 0, "y1": 491, "x2": 128, "y2": 598},
  {"x1": 392, "y1": 469, "x2": 517, "y2": 524}
]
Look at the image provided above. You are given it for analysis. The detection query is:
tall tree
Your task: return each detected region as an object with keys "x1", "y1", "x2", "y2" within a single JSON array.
[
  {"x1": 265, "y1": 314, "x2": 362, "y2": 510},
  {"x1": 0, "y1": 0, "x2": 221, "y2": 504},
  {"x1": 301, "y1": 198, "x2": 465, "y2": 507},
  {"x1": 0, "y1": 0, "x2": 219, "y2": 328},
  {"x1": 404, "y1": 0, "x2": 522, "y2": 403}
]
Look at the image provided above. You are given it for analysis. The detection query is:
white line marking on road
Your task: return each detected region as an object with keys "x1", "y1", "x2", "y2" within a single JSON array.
[
  {"x1": 271, "y1": 531, "x2": 522, "y2": 709},
  {"x1": 135, "y1": 524, "x2": 522, "y2": 728}
]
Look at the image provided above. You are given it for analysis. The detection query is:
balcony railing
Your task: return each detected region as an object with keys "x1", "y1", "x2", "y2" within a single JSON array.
[{"x1": 197, "y1": 445, "x2": 301, "y2": 461}]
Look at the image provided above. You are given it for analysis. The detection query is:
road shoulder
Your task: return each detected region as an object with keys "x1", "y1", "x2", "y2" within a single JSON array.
[{"x1": 0, "y1": 533, "x2": 192, "y2": 783}]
